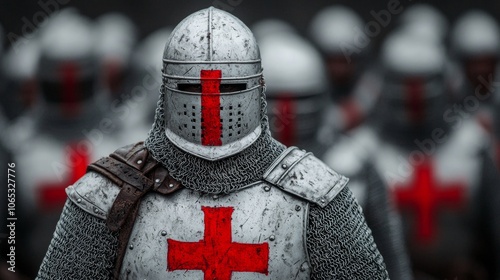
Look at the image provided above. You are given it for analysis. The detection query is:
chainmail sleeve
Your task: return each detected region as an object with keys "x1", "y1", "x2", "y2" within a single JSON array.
[
  {"x1": 306, "y1": 186, "x2": 389, "y2": 280},
  {"x1": 363, "y1": 162, "x2": 412, "y2": 280},
  {"x1": 36, "y1": 199, "x2": 118, "y2": 280}
]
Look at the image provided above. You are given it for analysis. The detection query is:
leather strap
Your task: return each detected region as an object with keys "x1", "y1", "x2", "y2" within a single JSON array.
[{"x1": 86, "y1": 141, "x2": 182, "y2": 279}]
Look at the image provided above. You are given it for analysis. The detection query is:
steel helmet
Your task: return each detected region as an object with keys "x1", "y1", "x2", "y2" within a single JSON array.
[
  {"x1": 162, "y1": 7, "x2": 264, "y2": 160},
  {"x1": 379, "y1": 32, "x2": 447, "y2": 130}
]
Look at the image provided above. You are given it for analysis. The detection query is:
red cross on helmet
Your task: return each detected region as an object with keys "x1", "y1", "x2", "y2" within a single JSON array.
[
  {"x1": 379, "y1": 32, "x2": 447, "y2": 130},
  {"x1": 37, "y1": 10, "x2": 97, "y2": 119},
  {"x1": 162, "y1": 7, "x2": 264, "y2": 160}
]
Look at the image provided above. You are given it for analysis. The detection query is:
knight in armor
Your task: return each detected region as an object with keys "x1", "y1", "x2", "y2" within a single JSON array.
[
  {"x1": 309, "y1": 5, "x2": 382, "y2": 143},
  {"x1": 327, "y1": 31, "x2": 500, "y2": 279},
  {"x1": 259, "y1": 32, "x2": 330, "y2": 157},
  {"x1": 117, "y1": 27, "x2": 172, "y2": 144},
  {"x1": 449, "y1": 10, "x2": 500, "y2": 132},
  {"x1": 8, "y1": 10, "x2": 120, "y2": 277},
  {"x1": 397, "y1": 4, "x2": 448, "y2": 46},
  {"x1": 37, "y1": 7, "x2": 389, "y2": 279},
  {"x1": 95, "y1": 12, "x2": 138, "y2": 102},
  {"x1": 0, "y1": 29, "x2": 39, "y2": 123}
]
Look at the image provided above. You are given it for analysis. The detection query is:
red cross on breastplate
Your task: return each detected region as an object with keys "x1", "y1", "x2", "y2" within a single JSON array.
[
  {"x1": 167, "y1": 206, "x2": 269, "y2": 280},
  {"x1": 393, "y1": 159, "x2": 466, "y2": 243},
  {"x1": 201, "y1": 70, "x2": 222, "y2": 146},
  {"x1": 38, "y1": 143, "x2": 89, "y2": 211}
]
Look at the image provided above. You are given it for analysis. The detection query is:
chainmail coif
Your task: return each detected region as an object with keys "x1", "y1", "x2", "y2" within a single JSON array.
[
  {"x1": 36, "y1": 200, "x2": 118, "y2": 279},
  {"x1": 144, "y1": 85, "x2": 286, "y2": 194},
  {"x1": 307, "y1": 187, "x2": 389, "y2": 279}
]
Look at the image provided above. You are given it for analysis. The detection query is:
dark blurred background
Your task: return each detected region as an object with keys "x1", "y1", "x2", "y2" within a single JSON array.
[{"x1": 2, "y1": 0, "x2": 499, "y2": 50}]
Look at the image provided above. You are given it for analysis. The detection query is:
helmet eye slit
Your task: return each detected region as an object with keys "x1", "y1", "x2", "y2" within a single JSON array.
[
  {"x1": 178, "y1": 84, "x2": 202, "y2": 93},
  {"x1": 177, "y1": 83, "x2": 246, "y2": 93},
  {"x1": 220, "y1": 84, "x2": 246, "y2": 93}
]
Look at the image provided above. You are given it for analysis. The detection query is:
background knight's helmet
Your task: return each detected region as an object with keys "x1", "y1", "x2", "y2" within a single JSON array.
[
  {"x1": 378, "y1": 32, "x2": 447, "y2": 133},
  {"x1": 95, "y1": 12, "x2": 138, "y2": 99},
  {"x1": 399, "y1": 4, "x2": 448, "y2": 44},
  {"x1": 451, "y1": 10, "x2": 500, "y2": 94},
  {"x1": 162, "y1": 7, "x2": 264, "y2": 160},
  {"x1": 37, "y1": 10, "x2": 98, "y2": 121},
  {"x1": 309, "y1": 5, "x2": 366, "y2": 99},
  {"x1": 260, "y1": 33, "x2": 327, "y2": 147}
]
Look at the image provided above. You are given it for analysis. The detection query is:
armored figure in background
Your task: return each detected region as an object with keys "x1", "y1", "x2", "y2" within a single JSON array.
[
  {"x1": 95, "y1": 12, "x2": 138, "y2": 101},
  {"x1": 260, "y1": 32, "x2": 330, "y2": 157},
  {"x1": 310, "y1": 5, "x2": 382, "y2": 137},
  {"x1": 323, "y1": 131, "x2": 412, "y2": 280},
  {"x1": 117, "y1": 27, "x2": 172, "y2": 144},
  {"x1": 37, "y1": 7, "x2": 389, "y2": 279},
  {"x1": 0, "y1": 31, "x2": 39, "y2": 123},
  {"x1": 449, "y1": 10, "x2": 500, "y2": 132},
  {"x1": 397, "y1": 4, "x2": 448, "y2": 46},
  {"x1": 9, "y1": 10, "x2": 120, "y2": 277},
  {"x1": 339, "y1": 32, "x2": 500, "y2": 279}
]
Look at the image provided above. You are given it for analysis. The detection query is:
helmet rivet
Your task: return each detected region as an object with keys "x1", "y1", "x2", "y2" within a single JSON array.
[
  {"x1": 161, "y1": 230, "x2": 167, "y2": 236},
  {"x1": 264, "y1": 186, "x2": 271, "y2": 192},
  {"x1": 155, "y1": 178, "x2": 160, "y2": 183},
  {"x1": 168, "y1": 183, "x2": 174, "y2": 188},
  {"x1": 269, "y1": 235, "x2": 276, "y2": 241},
  {"x1": 282, "y1": 164, "x2": 288, "y2": 169},
  {"x1": 129, "y1": 245, "x2": 134, "y2": 250},
  {"x1": 295, "y1": 205, "x2": 301, "y2": 211},
  {"x1": 77, "y1": 198, "x2": 82, "y2": 203},
  {"x1": 137, "y1": 160, "x2": 143, "y2": 164}
]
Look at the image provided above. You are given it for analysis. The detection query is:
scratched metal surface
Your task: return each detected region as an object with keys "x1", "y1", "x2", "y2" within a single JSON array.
[
  {"x1": 66, "y1": 171, "x2": 120, "y2": 220},
  {"x1": 120, "y1": 182, "x2": 310, "y2": 279},
  {"x1": 161, "y1": 8, "x2": 264, "y2": 160},
  {"x1": 264, "y1": 146, "x2": 348, "y2": 208}
]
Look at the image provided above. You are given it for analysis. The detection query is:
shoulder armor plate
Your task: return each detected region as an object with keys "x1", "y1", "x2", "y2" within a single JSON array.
[
  {"x1": 66, "y1": 171, "x2": 120, "y2": 220},
  {"x1": 263, "y1": 146, "x2": 349, "y2": 208}
]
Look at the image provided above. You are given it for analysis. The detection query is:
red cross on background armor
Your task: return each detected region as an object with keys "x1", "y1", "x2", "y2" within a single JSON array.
[
  {"x1": 393, "y1": 159, "x2": 466, "y2": 243},
  {"x1": 38, "y1": 143, "x2": 90, "y2": 211}
]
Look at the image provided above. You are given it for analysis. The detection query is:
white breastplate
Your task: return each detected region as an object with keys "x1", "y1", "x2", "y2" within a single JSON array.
[
  {"x1": 67, "y1": 146, "x2": 348, "y2": 280},
  {"x1": 120, "y1": 182, "x2": 310, "y2": 280}
]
